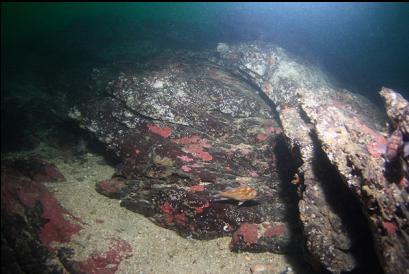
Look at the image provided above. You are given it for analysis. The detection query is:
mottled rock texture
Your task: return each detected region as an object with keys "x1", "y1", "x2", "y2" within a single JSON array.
[
  {"x1": 1, "y1": 156, "x2": 132, "y2": 274},
  {"x1": 70, "y1": 55, "x2": 300, "y2": 253},
  {"x1": 216, "y1": 42, "x2": 406, "y2": 274},
  {"x1": 68, "y1": 43, "x2": 407, "y2": 274}
]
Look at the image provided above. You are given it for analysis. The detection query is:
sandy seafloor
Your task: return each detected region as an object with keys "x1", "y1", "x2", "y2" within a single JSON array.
[{"x1": 7, "y1": 143, "x2": 302, "y2": 274}]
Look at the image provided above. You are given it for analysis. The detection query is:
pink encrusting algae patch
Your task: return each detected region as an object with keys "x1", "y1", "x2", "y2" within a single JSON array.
[
  {"x1": 263, "y1": 223, "x2": 287, "y2": 237},
  {"x1": 249, "y1": 171, "x2": 259, "y2": 177},
  {"x1": 147, "y1": 124, "x2": 172, "y2": 138},
  {"x1": 232, "y1": 223, "x2": 259, "y2": 245},
  {"x1": 160, "y1": 201, "x2": 175, "y2": 224},
  {"x1": 382, "y1": 221, "x2": 397, "y2": 235},
  {"x1": 175, "y1": 213, "x2": 188, "y2": 226},
  {"x1": 188, "y1": 185, "x2": 206, "y2": 192},
  {"x1": 352, "y1": 117, "x2": 383, "y2": 139},
  {"x1": 172, "y1": 135, "x2": 213, "y2": 161},
  {"x1": 38, "y1": 190, "x2": 84, "y2": 250},
  {"x1": 177, "y1": 155, "x2": 194, "y2": 162},
  {"x1": 74, "y1": 238, "x2": 133, "y2": 274},
  {"x1": 265, "y1": 126, "x2": 281, "y2": 134},
  {"x1": 1, "y1": 164, "x2": 83, "y2": 251},
  {"x1": 367, "y1": 142, "x2": 387, "y2": 158},
  {"x1": 367, "y1": 135, "x2": 388, "y2": 158},
  {"x1": 181, "y1": 165, "x2": 192, "y2": 172},
  {"x1": 256, "y1": 133, "x2": 268, "y2": 142},
  {"x1": 172, "y1": 135, "x2": 201, "y2": 145},
  {"x1": 186, "y1": 145, "x2": 213, "y2": 161}
]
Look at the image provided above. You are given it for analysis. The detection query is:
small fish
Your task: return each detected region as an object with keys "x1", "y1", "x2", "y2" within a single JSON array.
[
  {"x1": 385, "y1": 129, "x2": 403, "y2": 162},
  {"x1": 213, "y1": 186, "x2": 258, "y2": 206}
]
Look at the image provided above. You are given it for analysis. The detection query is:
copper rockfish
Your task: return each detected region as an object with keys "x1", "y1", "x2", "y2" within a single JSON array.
[{"x1": 212, "y1": 186, "x2": 258, "y2": 205}]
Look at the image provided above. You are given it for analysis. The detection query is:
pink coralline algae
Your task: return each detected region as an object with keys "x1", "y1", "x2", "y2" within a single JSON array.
[
  {"x1": 39, "y1": 192, "x2": 84, "y2": 250},
  {"x1": 175, "y1": 212, "x2": 188, "y2": 226},
  {"x1": 186, "y1": 144, "x2": 213, "y2": 161},
  {"x1": 263, "y1": 223, "x2": 287, "y2": 238},
  {"x1": 194, "y1": 200, "x2": 210, "y2": 214},
  {"x1": 352, "y1": 117, "x2": 381, "y2": 138},
  {"x1": 382, "y1": 221, "x2": 397, "y2": 235},
  {"x1": 160, "y1": 201, "x2": 175, "y2": 224},
  {"x1": 74, "y1": 238, "x2": 132, "y2": 274},
  {"x1": 1, "y1": 172, "x2": 83, "y2": 250},
  {"x1": 188, "y1": 185, "x2": 206, "y2": 192},
  {"x1": 172, "y1": 135, "x2": 213, "y2": 161},
  {"x1": 172, "y1": 135, "x2": 201, "y2": 145},
  {"x1": 181, "y1": 165, "x2": 192, "y2": 172},
  {"x1": 256, "y1": 133, "x2": 268, "y2": 142},
  {"x1": 177, "y1": 155, "x2": 194, "y2": 162},
  {"x1": 265, "y1": 126, "x2": 281, "y2": 135},
  {"x1": 232, "y1": 223, "x2": 259, "y2": 245},
  {"x1": 147, "y1": 124, "x2": 172, "y2": 138},
  {"x1": 367, "y1": 141, "x2": 387, "y2": 158}
]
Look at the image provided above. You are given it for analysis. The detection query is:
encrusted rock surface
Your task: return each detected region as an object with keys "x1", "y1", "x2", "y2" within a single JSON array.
[
  {"x1": 66, "y1": 42, "x2": 408, "y2": 273},
  {"x1": 216, "y1": 42, "x2": 407, "y2": 274},
  {"x1": 69, "y1": 54, "x2": 300, "y2": 253},
  {"x1": 1, "y1": 156, "x2": 133, "y2": 274}
]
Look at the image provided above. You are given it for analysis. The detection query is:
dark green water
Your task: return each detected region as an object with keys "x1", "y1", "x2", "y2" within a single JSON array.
[{"x1": 1, "y1": 2, "x2": 409, "y2": 151}]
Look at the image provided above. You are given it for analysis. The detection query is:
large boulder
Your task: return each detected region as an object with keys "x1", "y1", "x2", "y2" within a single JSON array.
[
  {"x1": 69, "y1": 54, "x2": 300, "y2": 253},
  {"x1": 69, "y1": 42, "x2": 407, "y2": 273}
]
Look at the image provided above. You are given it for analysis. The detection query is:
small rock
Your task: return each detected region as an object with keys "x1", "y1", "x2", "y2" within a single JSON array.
[{"x1": 250, "y1": 263, "x2": 275, "y2": 274}]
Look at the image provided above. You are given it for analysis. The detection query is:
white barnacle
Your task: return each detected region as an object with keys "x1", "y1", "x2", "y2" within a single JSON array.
[{"x1": 152, "y1": 80, "x2": 164, "y2": 89}]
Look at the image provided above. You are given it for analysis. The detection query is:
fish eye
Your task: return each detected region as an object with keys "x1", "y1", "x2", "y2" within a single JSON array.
[{"x1": 223, "y1": 223, "x2": 231, "y2": 232}]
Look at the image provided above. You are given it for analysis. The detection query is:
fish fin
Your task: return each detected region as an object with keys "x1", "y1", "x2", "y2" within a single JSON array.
[{"x1": 211, "y1": 196, "x2": 228, "y2": 202}]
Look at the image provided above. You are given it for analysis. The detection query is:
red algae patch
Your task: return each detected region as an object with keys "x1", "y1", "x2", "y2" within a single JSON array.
[
  {"x1": 382, "y1": 221, "x2": 397, "y2": 235},
  {"x1": 172, "y1": 135, "x2": 201, "y2": 145},
  {"x1": 39, "y1": 191, "x2": 84, "y2": 249},
  {"x1": 74, "y1": 238, "x2": 133, "y2": 274},
  {"x1": 147, "y1": 124, "x2": 172, "y2": 138},
  {"x1": 256, "y1": 133, "x2": 268, "y2": 142},
  {"x1": 181, "y1": 165, "x2": 192, "y2": 172},
  {"x1": 1, "y1": 168, "x2": 83, "y2": 250},
  {"x1": 160, "y1": 201, "x2": 175, "y2": 224},
  {"x1": 232, "y1": 223, "x2": 259, "y2": 245},
  {"x1": 263, "y1": 223, "x2": 287, "y2": 238},
  {"x1": 177, "y1": 155, "x2": 194, "y2": 162},
  {"x1": 186, "y1": 144, "x2": 213, "y2": 161},
  {"x1": 172, "y1": 135, "x2": 213, "y2": 161},
  {"x1": 367, "y1": 135, "x2": 387, "y2": 158},
  {"x1": 98, "y1": 178, "x2": 126, "y2": 194},
  {"x1": 188, "y1": 185, "x2": 206, "y2": 192}
]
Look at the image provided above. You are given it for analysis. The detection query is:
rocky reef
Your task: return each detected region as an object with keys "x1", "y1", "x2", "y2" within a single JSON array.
[
  {"x1": 69, "y1": 55, "x2": 300, "y2": 253},
  {"x1": 3, "y1": 42, "x2": 408, "y2": 274},
  {"x1": 214, "y1": 42, "x2": 408, "y2": 274}
]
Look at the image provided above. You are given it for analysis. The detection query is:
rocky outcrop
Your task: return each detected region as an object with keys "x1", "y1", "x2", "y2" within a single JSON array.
[
  {"x1": 68, "y1": 42, "x2": 408, "y2": 273},
  {"x1": 69, "y1": 54, "x2": 300, "y2": 253},
  {"x1": 215, "y1": 42, "x2": 407, "y2": 274}
]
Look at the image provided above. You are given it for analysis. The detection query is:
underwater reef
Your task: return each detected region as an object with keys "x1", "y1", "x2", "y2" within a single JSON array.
[{"x1": 2, "y1": 42, "x2": 408, "y2": 274}]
